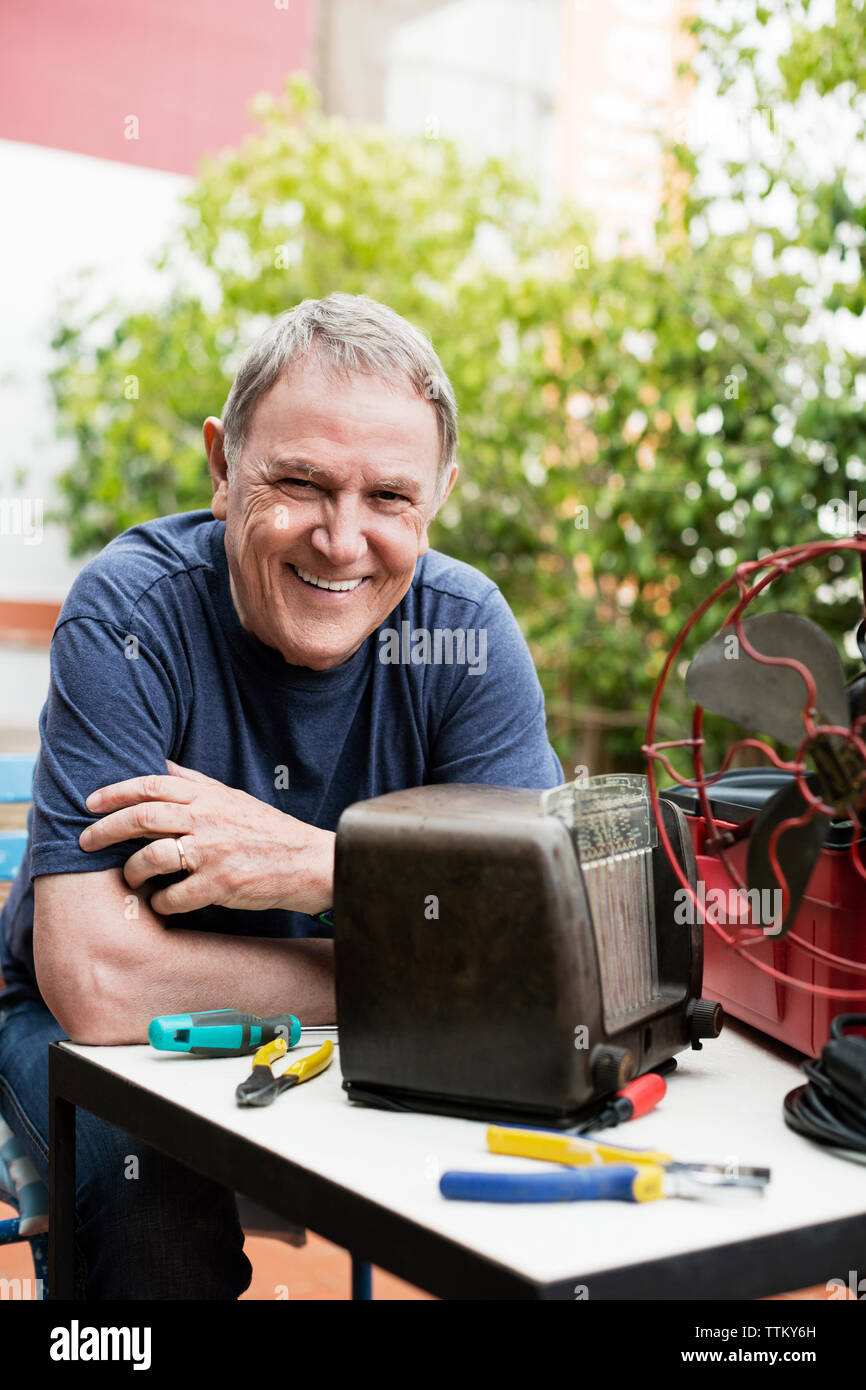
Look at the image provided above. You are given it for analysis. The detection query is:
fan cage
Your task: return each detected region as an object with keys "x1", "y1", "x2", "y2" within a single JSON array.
[{"x1": 643, "y1": 534, "x2": 866, "y2": 1002}]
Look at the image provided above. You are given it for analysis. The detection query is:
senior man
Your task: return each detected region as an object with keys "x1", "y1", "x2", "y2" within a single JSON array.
[{"x1": 0, "y1": 293, "x2": 562, "y2": 1299}]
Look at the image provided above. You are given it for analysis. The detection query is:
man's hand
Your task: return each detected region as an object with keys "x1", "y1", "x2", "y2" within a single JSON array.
[{"x1": 79, "y1": 760, "x2": 334, "y2": 916}]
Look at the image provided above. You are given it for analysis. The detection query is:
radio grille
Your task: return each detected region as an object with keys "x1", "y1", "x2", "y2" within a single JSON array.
[
  {"x1": 580, "y1": 848, "x2": 660, "y2": 1025},
  {"x1": 542, "y1": 773, "x2": 660, "y2": 1025}
]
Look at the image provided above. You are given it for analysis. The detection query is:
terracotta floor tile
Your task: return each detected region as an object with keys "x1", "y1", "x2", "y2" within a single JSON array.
[{"x1": 239, "y1": 1230, "x2": 434, "y2": 1300}]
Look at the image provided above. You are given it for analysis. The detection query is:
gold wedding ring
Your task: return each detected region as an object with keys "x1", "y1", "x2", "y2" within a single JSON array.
[{"x1": 176, "y1": 837, "x2": 190, "y2": 874}]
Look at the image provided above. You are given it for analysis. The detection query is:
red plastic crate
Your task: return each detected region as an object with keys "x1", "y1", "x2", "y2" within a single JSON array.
[{"x1": 682, "y1": 811, "x2": 866, "y2": 1057}]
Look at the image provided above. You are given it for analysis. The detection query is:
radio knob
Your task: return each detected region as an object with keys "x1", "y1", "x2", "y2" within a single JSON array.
[
  {"x1": 590, "y1": 1045, "x2": 635, "y2": 1093},
  {"x1": 687, "y1": 998, "x2": 724, "y2": 1049}
]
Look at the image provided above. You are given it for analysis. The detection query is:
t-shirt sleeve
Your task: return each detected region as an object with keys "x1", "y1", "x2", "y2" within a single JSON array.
[
  {"x1": 29, "y1": 616, "x2": 180, "y2": 879},
  {"x1": 427, "y1": 585, "x2": 564, "y2": 789}
]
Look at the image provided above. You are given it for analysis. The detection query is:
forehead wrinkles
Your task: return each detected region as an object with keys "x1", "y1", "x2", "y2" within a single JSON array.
[{"x1": 245, "y1": 367, "x2": 439, "y2": 458}]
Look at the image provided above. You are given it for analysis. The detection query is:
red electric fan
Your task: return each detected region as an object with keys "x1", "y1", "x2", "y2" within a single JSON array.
[{"x1": 643, "y1": 533, "x2": 866, "y2": 1056}]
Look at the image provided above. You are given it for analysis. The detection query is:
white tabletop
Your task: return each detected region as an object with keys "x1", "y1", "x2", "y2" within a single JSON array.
[{"x1": 59, "y1": 1019, "x2": 864, "y2": 1289}]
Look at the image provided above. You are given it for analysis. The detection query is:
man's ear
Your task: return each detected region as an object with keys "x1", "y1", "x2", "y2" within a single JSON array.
[
  {"x1": 203, "y1": 418, "x2": 229, "y2": 520},
  {"x1": 419, "y1": 463, "x2": 459, "y2": 557},
  {"x1": 439, "y1": 462, "x2": 459, "y2": 509}
]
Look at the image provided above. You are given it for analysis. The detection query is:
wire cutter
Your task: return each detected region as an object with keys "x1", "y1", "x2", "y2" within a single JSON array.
[
  {"x1": 235, "y1": 1036, "x2": 334, "y2": 1107},
  {"x1": 439, "y1": 1125, "x2": 771, "y2": 1204}
]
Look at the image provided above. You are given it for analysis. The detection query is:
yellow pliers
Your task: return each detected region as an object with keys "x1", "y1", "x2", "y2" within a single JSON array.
[
  {"x1": 236, "y1": 1037, "x2": 334, "y2": 1107},
  {"x1": 486, "y1": 1126, "x2": 770, "y2": 1196}
]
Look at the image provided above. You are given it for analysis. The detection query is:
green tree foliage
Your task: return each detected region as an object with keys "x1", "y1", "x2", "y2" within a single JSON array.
[
  {"x1": 696, "y1": 0, "x2": 866, "y2": 313},
  {"x1": 49, "y1": 29, "x2": 866, "y2": 773}
]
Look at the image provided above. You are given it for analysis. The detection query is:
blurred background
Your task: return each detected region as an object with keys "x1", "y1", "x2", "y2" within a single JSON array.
[{"x1": 0, "y1": 0, "x2": 864, "y2": 776}]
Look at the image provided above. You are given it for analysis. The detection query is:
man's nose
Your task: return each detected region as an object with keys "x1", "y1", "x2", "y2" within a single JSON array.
[{"x1": 309, "y1": 499, "x2": 367, "y2": 568}]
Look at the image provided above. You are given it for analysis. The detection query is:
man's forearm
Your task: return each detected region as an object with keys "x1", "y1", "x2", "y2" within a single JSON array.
[
  {"x1": 34, "y1": 869, "x2": 336, "y2": 1045},
  {"x1": 94, "y1": 924, "x2": 336, "y2": 1045}
]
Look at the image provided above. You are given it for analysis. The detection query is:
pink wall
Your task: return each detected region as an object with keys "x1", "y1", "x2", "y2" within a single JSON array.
[{"x1": 0, "y1": 0, "x2": 313, "y2": 174}]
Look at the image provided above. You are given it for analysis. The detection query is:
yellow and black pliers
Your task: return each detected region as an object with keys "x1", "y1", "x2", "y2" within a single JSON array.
[{"x1": 235, "y1": 1036, "x2": 334, "y2": 1107}]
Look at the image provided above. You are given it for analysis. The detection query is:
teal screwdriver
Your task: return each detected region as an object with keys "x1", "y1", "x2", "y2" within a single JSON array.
[{"x1": 148, "y1": 1008, "x2": 302, "y2": 1057}]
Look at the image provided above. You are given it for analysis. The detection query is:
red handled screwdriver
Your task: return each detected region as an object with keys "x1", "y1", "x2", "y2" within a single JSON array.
[{"x1": 575, "y1": 1071, "x2": 668, "y2": 1135}]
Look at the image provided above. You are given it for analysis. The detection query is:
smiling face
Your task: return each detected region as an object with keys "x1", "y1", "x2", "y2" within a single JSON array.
[{"x1": 205, "y1": 355, "x2": 456, "y2": 670}]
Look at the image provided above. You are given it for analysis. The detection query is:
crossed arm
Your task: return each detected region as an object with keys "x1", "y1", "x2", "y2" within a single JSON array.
[{"x1": 33, "y1": 761, "x2": 337, "y2": 1045}]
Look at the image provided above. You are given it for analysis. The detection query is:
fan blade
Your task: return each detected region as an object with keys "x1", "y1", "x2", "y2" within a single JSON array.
[
  {"x1": 686, "y1": 612, "x2": 849, "y2": 746},
  {"x1": 848, "y1": 671, "x2": 866, "y2": 729},
  {"x1": 745, "y1": 777, "x2": 830, "y2": 936}
]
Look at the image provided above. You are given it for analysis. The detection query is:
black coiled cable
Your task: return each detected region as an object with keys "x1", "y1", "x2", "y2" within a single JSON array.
[{"x1": 784, "y1": 1014, "x2": 866, "y2": 1155}]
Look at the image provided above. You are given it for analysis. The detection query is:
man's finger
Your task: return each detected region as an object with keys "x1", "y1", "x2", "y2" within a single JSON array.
[
  {"x1": 150, "y1": 873, "x2": 212, "y2": 916},
  {"x1": 122, "y1": 836, "x2": 196, "y2": 888},
  {"x1": 85, "y1": 774, "x2": 196, "y2": 813},
  {"x1": 166, "y1": 759, "x2": 217, "y2": 784},
  {"x1": 80, "y1": 803, "x2": 194, "y2": 851}
]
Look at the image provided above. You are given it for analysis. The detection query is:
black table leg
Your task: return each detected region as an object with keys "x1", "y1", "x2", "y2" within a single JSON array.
[
  {"x1": 49, "y1": 1046, "x2": 77, "y2": 1299},
  {"x1": 351, "y1": 1256, "x2": 372, "y2": 1300}
]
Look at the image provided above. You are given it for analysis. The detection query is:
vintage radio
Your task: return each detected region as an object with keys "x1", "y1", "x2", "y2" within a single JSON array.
[{"x1": 333, "y1": 774, "x2": 722, "y2": 1127}]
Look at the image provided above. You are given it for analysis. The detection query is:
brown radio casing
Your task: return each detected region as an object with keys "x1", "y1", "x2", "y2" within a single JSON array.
[{"x1": 333, "y1": 782, "x2": 720, "y2": 1126}]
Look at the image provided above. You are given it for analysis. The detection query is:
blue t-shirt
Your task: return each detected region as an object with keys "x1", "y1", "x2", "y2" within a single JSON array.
[{"x1": 0, "y1": 511, "x2": 563, "y2": 1005}]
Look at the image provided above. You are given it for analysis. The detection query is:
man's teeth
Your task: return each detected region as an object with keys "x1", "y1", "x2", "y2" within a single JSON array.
[{"x1": 292, "y1": 565, "x2": 365, "y2": 592}]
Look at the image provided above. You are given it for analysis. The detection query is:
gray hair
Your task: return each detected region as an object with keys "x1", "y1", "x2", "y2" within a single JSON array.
[{"x1": 221, "y1": 293, "x2": 458, "y2": 506}]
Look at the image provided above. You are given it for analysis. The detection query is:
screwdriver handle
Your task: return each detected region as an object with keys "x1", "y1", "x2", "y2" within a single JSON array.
[
  {"x1": 619, "y1": 1072, "x2": 667, "y2": 1120},
  {"x1": 579, "y1": 1070, "x2": 668, "y2": 1134},
  {"x1": 148, "y1": 1009, "x2": 301, "y2": 1056}
]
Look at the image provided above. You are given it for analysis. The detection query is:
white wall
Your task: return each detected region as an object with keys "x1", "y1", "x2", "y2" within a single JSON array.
[
  {"x1": 0, "y1": 140, "x2": 188, "y2": 733},
  {"x1": 384, "y1": 0, "x2": 561, "y2": 197},
  {"x1": 0, "y1": 138, "x2": 189, "y2": 603}
]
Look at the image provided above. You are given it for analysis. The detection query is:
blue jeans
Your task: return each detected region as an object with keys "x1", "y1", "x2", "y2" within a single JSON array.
[{"x1": 0, "y1": 998, "x2": 252, "y2": 1299}]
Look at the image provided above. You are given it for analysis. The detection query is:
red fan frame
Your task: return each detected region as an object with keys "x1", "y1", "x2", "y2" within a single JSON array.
[{"x1": 643, "y1": 534, "x2": 866, "y2": 1001}]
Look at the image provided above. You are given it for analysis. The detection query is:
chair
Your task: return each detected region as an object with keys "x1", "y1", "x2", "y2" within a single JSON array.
[
  {"x1": 0, "y1": 753, "x2": 35, "y2": 880},
  {"x1": 0, "y1": 1116, "x2": 49, "y2": 1298},
  {"x1": 0, "y1": 753, "x2": 48, "y2": 1299}
]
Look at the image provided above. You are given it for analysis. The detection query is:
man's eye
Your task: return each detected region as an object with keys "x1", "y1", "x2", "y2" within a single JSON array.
[
  {"x1": 376, "y1": 491, "x2": 408, "y2": 503},
  {"x1": 279, "y1": 478, "x2": 315, "y2": 489}
]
